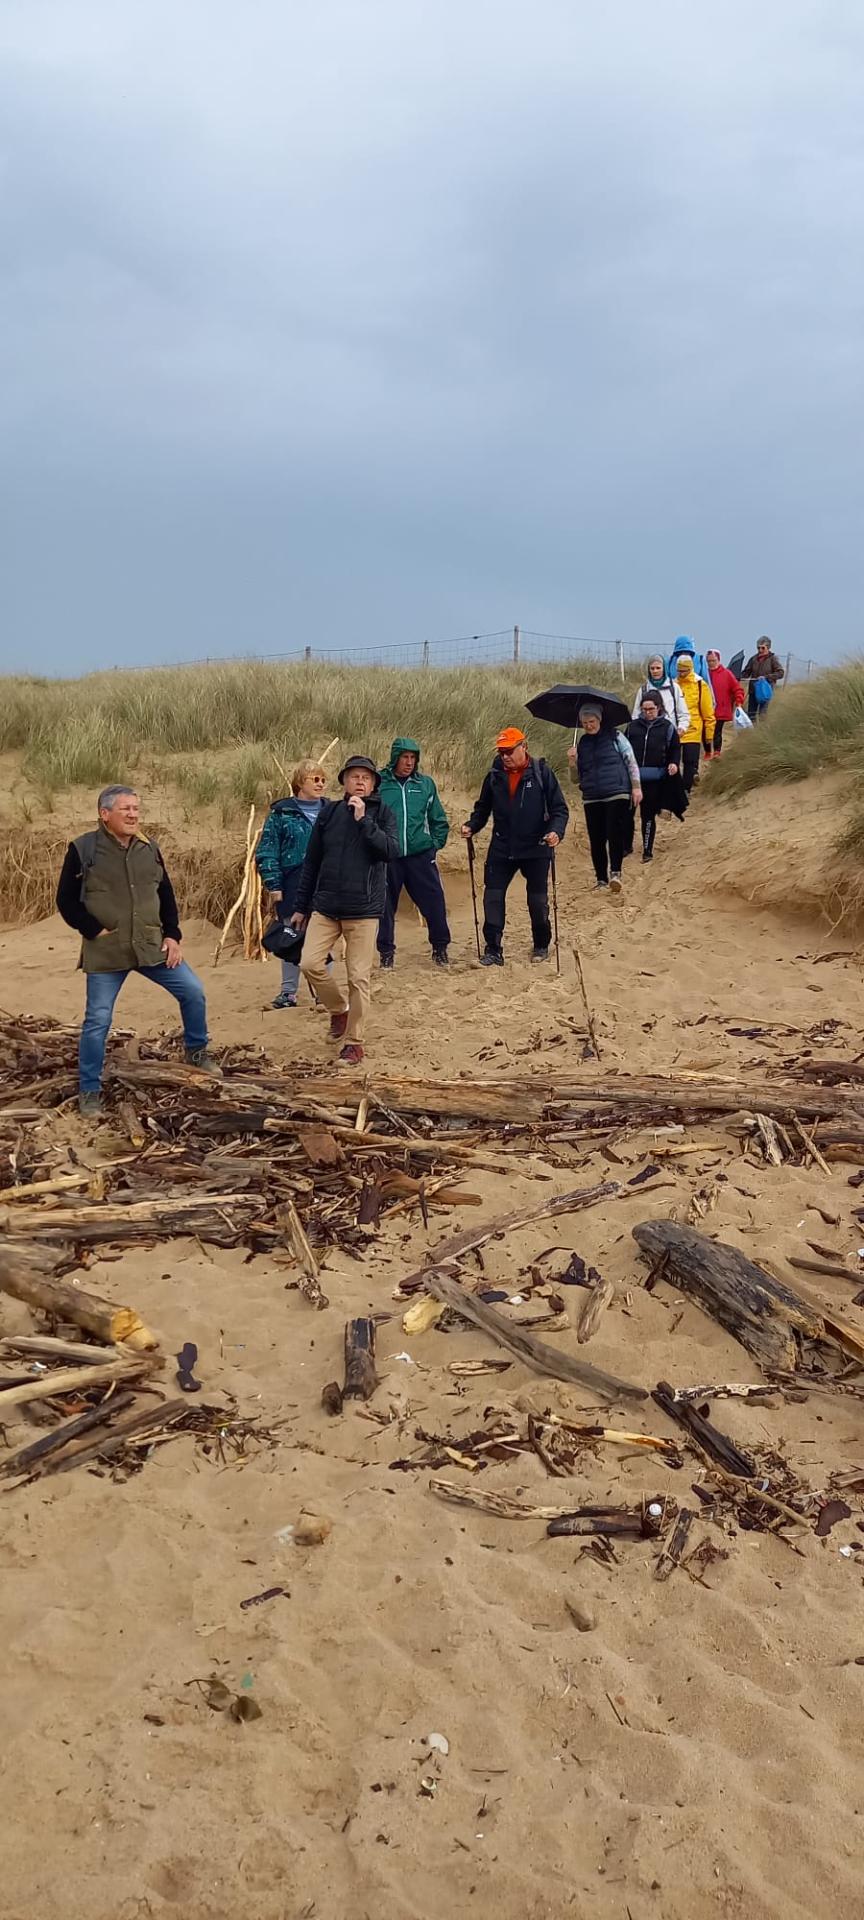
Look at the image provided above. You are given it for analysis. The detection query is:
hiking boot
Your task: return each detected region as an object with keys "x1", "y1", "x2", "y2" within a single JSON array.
[
  {"x1": 78, "y1": 1091, "x2": 103, "y2": 1118},
  {"x1": 641, "y1": 851, "x2": 653, "y2": 864},
  {"x1": 531, "y1": 947, "x2": 550, "y2": 963},
  {"x1": 271, "y1": 991, "x2": 298, "y2": 1009},
  {"x1": 378, "y1": 951, "x2": 395, "y2": 970},
  {"x1": 329, "y1": 1010, "x2": 349, "y2": 1039},
  {"x1": 609, "y1": 873, "x2": 623, "y2": 894},
  {"x1": 185, "y1": 1048, "x2": 222, "y2": 1077},
  {"x1": 432, "y1": 949, "x2": 449, "y2": 968},
  {"x1": 479, "y1": 950, "x2": 504, "y2": 967},
  {"x1": 338, "y1": 1043, "x2": 364, "y2": 1066}
]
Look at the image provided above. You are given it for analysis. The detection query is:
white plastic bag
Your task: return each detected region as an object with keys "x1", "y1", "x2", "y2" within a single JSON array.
[{"x1": 733, "y1": 705, "x2": 753, "y2": 730}]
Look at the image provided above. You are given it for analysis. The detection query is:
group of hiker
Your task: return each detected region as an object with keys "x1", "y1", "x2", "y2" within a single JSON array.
[{"x1": 56, "y1": 637, "x2": 785, "y2": 1105}]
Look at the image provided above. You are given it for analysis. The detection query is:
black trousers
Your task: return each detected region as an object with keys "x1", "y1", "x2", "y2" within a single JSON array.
[
  {"x1": 377, "y1": 851, "x2": 451, "y2": 956},
  {"x1": 639, "y1": 782, "x2": 663, "y2": 857},
  {"x1": 681, "y1": 743, "x2": 701, "y2": 791},
  {"x1": 482, "y1": 848, "x2": 551, "y2": 953},
  {"x1": 712, "y1": 719, "x2": 725, "y2": 755},
  {"x1": 583, "y1": 799, "x2": 631, "y2": 884}
]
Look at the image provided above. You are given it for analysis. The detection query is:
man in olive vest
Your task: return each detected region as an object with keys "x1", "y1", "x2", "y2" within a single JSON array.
[{"x1": 56, "y1": 784, "x2": 217, "y2": 1115}]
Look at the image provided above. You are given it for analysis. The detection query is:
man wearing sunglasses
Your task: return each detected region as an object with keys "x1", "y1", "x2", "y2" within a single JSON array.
[{"x1": 461, "y1": 728, "x2": 568, "y2": 965}]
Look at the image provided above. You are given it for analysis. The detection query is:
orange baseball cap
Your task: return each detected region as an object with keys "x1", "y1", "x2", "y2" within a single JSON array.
[{"x1": 496, "y1": 727, "x2": 526, "y2": 750}]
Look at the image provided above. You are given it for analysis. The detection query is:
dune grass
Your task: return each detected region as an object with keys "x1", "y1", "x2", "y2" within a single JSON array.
[
  {"x1": 708, "y1": 663, "x2": 864, "y2": 797},
  {"x1": 2, "y1": 657, "x2": 638, "y2": 798}
]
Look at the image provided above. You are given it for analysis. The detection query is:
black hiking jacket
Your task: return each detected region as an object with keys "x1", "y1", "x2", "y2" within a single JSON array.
[
  {"x1": 466, "y1": 756, "x2": 568, "y2": 860},
  {"x1": 293, "y1": 794, "x2": 399, "y2": 921}
]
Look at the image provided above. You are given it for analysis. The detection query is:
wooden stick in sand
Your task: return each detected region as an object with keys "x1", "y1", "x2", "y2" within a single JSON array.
[
  {"x1": 0, "y1": 1354, "x2": 157, "y2": 1412},
  {"x1": 0, "y1": 1246, "x2": 158, "y2": 1352},
  {"x1": 572, "y1": 941, "x2": 601, "y2": 1058},
  {"x1": 213, "y1": 806, "x2": 262, "y2": 966}
]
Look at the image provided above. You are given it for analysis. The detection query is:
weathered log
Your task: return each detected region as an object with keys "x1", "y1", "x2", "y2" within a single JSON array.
[
  {"x1": 0, "y1": 1245, "x2": 158, "y2": 1351},
  {"x1": 278, "y1": 1200, "x2": 328, "y2": 1310},
  {"x1": 343, "y1": 1318, "x2": 378, "y2": 1400},
  {"x1": 632, "y1": 1221, "x2": 820, "y2": 1371},
  {"x1": 0, "y1": 1392, "x2": 137, "y2": 1477},
  {"x1": 0, "y1": 1335, "x2": 133, "y2": 1366},
  {"x1": 0, "y1": 1355, "x2": 155, "y2": 1411},
  {"x1": 50, "y1": 1397, "x2": 188, "y2": 1475},
  {"x1": 425, "y1": 1268, "x2": 646, "y2": 1402},
  {"x1": 547, "y1": 1502, "x2": 667, "y2": 1540},
  {"x1": 653, "y1": 1380, "x2": 756, "y2": 1477},
  {"x1": 654, "y1": 1508, "x2": 696, "y2": 1581}
]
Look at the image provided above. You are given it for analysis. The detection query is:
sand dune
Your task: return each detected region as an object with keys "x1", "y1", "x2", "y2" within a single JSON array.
[{"x1": 1, "y1": 789, "x2": 863, "y2": 1920}]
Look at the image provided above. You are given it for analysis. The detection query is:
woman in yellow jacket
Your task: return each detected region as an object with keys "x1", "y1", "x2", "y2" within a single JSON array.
[{"x1": 674, "y1": 645, "x2": 715, "y2": 790}]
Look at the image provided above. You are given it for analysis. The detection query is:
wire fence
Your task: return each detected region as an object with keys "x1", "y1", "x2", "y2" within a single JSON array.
[{"x1": 114, "y1": 626, "x2": 821, "y2": 683}]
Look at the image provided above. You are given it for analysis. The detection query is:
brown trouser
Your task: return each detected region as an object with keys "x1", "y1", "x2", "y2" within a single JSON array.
[{"x1": 301, "y1": 913, "x2": 377, "y2": 1043}]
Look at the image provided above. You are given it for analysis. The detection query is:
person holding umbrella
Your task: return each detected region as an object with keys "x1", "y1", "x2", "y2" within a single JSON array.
[{"x1": 461, "y1": 728, "x2": 568, "y2": 965}]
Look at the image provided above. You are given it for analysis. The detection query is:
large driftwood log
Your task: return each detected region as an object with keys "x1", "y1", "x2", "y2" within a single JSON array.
[
  {"x1": 277, "y1": 1071, "x2": 864, "y2": 1124},
  {"x1": 0, "y1": 1245, "x2": 158, "y2": 1351},
  {"x1": 632, "y1": 1220, "x2": 864, "y2": 1372}
]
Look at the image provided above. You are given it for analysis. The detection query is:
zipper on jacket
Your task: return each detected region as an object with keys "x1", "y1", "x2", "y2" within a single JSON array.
[{"x1": 398, "y1": 784, "x2": 408, "y2": 856}]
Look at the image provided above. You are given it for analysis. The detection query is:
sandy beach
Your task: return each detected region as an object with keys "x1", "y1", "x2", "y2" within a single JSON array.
[{"x1": 2, "y1": 793, "x2": 864, "y2": 1920}]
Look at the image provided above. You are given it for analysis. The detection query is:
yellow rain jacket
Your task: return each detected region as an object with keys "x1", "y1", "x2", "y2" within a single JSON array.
[{"x1": 675, "y1": 662, "x2": 715, "y2": 746}]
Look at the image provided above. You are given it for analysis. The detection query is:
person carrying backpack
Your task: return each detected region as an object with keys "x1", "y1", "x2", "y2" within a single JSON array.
[
  {"x1": 674, "y1": 646, "x2": 716, "y2": 789},
  {"x1": 631, "y1": 655, "x2": 689, "y2": 735},
  {"x1": 742, "y1": 637, "x2": 785, "y2": 722},
  {"x1": 461, "y1": 728, "x2": 568, "y2": 963},
  {"x1": 705, "y1": 652, "x2": 745, "y2": 758}
]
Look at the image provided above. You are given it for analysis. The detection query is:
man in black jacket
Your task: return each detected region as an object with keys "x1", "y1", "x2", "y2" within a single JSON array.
[
  {"x1": 56, "y1": 784, "x2": 217, "y2": 1115},
  {"x1": 461, "y1": 728, "x2": 568, "y2": 965},
  {"x1": 291, "y1": 756, "x2": 399, "y2": 1064}
]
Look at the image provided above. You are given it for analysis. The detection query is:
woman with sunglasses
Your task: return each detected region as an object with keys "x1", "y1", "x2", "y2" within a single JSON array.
[{"x1": 256, "y1": 759, "x2": 329, "y2": 1006}]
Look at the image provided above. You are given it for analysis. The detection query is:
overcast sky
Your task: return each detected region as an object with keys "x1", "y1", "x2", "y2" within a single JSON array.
[{"x1": 1, "y1": 0, "x2": 862, "y2": 673}]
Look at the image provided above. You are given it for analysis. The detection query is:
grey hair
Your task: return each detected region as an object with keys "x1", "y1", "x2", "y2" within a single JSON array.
[{"x1": 97, "y1": 785, "x2": 137, "y2": 814}]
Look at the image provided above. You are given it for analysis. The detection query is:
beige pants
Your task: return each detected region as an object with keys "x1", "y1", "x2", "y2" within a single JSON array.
[{"x1": 301, "y1": 913, "x2": 377, "y2": 1044}]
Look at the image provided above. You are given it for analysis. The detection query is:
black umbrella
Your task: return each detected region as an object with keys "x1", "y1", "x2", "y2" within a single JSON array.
[
  {"x1": 525, "y1": 683, "x2": 631, "y2": 729},
  {"x1": 728, "y1": 650, "x2": 745, "y2": 680}
]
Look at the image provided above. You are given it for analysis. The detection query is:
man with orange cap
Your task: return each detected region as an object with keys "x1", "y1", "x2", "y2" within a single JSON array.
[{"x1": 461, "y1": 728, "x2": 568, "y2": 964}]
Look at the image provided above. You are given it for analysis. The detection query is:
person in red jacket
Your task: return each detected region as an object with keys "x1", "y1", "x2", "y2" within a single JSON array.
[{"x1": 705, "y1": 651, "x2": 745, "y2": 758}]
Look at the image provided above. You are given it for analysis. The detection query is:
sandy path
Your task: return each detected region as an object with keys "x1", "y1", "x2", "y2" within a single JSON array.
[{"x1": 1, "y1": 797, "x2": 863, "y2": 1920}]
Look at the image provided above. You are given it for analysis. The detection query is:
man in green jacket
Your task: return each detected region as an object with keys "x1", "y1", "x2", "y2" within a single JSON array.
[{"x1": 376, "y1": 737, "x2": 451, "y2": 968}]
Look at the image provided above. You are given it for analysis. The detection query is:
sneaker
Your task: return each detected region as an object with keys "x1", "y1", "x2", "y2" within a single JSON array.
[
  {"x1": 479, "y1": 950, "x2": 504, "y2": 967},
  {"x1": 531, "y1": 947, "x2": 550, "y2": 962},
  {"x1": 641, "y1": 852, "x2": 653, "y2": 864},
  {"x1": 271, "y1": 991, "x2": 298, "y2": 1009},
  {"x1": 609, "y1": 873, "x2": 623, "y2": 894},
  {"x1": 329, "y1": 1010, "x2": 349, "y2": 1039},
  {"x1": 338, "y1": 1043, "x2": 364, "y2": 1066},
  {"x1": 432, "y1": 949, "x2": 449, "y2": 968},
  {"x1": 378, "y1": 952, "x2": 395, "y2": 970},
  {"x1": 78, "y1": 1091, "x2": 103, "y2": 1118},
  {"x1": 595, "y1": 879, "x2": 609, "y2": 891},
  {"x1": 185, "y1": 1048, "x2": 222, "y2": 1077}
]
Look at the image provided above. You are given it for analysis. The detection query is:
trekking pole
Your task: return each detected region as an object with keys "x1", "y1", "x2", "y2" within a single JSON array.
[
  {"x1": 466, "y1": 837, "x2": 482, "y2": 961},
  {"x1": 550, "y1": 851, "x2": 561, "y2": 975}
]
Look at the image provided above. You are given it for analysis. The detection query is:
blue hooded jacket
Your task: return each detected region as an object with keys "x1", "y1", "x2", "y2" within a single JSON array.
[{"x1": 666, "y1": 636, "x2": 711, "y2": 683}]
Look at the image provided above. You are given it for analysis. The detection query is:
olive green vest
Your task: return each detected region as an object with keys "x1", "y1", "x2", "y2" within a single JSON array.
[{"x1": 75, "y1": 826, "x2": 167, "y2": 974}]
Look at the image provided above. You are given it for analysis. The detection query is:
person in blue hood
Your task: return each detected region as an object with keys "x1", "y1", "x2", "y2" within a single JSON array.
[
  {"x1": 666, "y1": 635, "x2": 712, "y2": 683},
  {"x1": 256, "y1": 758, "x2": 329, "y2": 1006}
]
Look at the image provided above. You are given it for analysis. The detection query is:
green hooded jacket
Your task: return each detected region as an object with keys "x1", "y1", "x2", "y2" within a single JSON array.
[{"x1": 377, "y1": 737, "x2": 449, "y2": 857}]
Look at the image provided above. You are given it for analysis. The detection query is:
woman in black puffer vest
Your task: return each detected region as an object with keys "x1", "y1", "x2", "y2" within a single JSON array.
[
  {"x1": 567, "y1": 705, "x2": 642, "y2": 895},
  {"x1": 625, "y1": 693, "x2": 686, "y2": 862}
]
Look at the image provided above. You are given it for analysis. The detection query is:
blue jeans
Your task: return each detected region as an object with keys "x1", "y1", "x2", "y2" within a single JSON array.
[{"x1": 79, "y1": 962, "x2": 209, "y2": 1093}]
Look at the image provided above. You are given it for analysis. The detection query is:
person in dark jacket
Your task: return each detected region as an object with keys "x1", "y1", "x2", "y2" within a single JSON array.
[
  {"x1": 742, "y1": 637, "x2": 785, "y2": 721},
  {"x1": 255, "y1": 758, "x2": 329, "y2": 1007},
  {"x1": 291, "y1": 756, "x2": 399, "y2": 1064},
  {"x1": 567, "y1": 707, "x2": 642, "y2": 893},
  {"x1": 625, "y1": 695, "x2": 686, "y2": 861},
  {"x1": 461, "y1": 728, "x2": 568, "y2": 964},
  {"x1": 56, "y1": 784, "x2": 217, "y2": 1116},
  {"x1": 376, "y1": 736, "x2": 451, "y2": 969}
]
